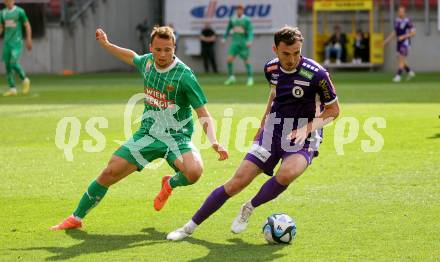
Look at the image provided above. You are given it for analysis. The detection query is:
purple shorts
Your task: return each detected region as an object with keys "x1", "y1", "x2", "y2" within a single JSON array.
[
  {"x1": 244, "y1": 129, "x2": 322, "y2": 176},
  {"x1": 397, "y1": 44, "x2": 409, "y2": 57}
]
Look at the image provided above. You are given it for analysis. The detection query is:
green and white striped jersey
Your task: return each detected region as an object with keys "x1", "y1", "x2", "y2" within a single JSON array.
[{"x1": 133, "y1": 54, "x2": 207, "y2": 139}]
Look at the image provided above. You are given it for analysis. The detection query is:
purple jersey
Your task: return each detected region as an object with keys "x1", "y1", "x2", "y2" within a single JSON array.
[
  {"x1": 263, "y1": 56, "x2": 338, "y2": 137},
  {"x1": 394, "y1": 17, "x2": 414, "y2": 48},
  {"x1": 244, "y1": 56, "x2": 337, "y2": 175}
]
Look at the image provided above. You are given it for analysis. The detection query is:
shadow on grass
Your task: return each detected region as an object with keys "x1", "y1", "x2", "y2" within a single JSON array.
[
  {"x1": 12, "y1": 227, "x2": 288, "y2": 261},
  {"x1": 11, "y1": 227, "x2": 166, "y2": 261},
  {"x1": 184, "y1": 237, "x2": 289, "y2": 262}
]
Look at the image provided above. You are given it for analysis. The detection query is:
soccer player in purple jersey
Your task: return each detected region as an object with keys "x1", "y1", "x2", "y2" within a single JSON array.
[
  {"x1": 384, "y1": 6, "x2": 416, "y2": 82},
  {"x1": 167, "y1": 26, "x2": 340, "y2": 241}
]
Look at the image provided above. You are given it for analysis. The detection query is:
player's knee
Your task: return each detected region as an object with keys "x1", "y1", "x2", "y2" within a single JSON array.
[
  {"x1": 184, "y1": 166, "x2": 203, "y2": 184},
  {"x1": 276, "y1": 170, "x2": 301, "y2": 185},
  {"x1": 98, "y1": 166, "x2": 120, "y2": 186}
]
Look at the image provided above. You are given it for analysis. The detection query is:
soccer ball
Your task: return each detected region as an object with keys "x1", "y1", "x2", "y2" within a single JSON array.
[{"x1": 262, "y1": 213, "x2": 296, "y2": 244}]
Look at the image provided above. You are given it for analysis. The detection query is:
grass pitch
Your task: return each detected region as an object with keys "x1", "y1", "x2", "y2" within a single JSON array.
[{"x1": 0, "y1": 72, "x2": 439, "y2": 261}]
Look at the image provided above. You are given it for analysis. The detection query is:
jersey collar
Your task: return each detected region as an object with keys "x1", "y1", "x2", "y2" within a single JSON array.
[
  {"x1": 154, "y1": 56, "x2": 179, "y2": 73},
  {"x1": 279, "y1": 56, "x2": 304, "y2": 74},
  {"x1": 6, "y1": 6, "x2": 17, "y2": 12}
]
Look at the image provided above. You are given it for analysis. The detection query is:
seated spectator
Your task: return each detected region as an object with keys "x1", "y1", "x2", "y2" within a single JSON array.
[
  {"x1": 353, "y1": 29, "x2": 369, "y2": 64},
  {"x1": 324, "y1": 25, "x2": 347, "y2": 65}
]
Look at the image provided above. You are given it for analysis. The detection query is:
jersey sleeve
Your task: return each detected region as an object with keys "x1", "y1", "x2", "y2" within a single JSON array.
[
  {"x1": 407, "y1": 19, "x2": 415, "y2": 32},
  {"x1": 19, "y1": 8, "x2": 29, "y2": 23},
  {"x1": 263, "y1": 62, "x2": 271, "y2": 83},
  {"x1": 223, "y1": 19, "x2": 233, "y2": 40},
  {"x1": 132, "y1": 54, "x2": 148, "y2": 73},
  {"x1": 183, "y1": 70, "x2": 208, "y2": 109},
  {"x1": 245, "y1": 18, "x2": 254, "y2": 43},
  {"x1": 315, "y1": 70, "x2": 338, "y2": 105}
]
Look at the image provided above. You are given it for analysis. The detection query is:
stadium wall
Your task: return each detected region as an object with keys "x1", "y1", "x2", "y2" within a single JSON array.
[
  {"x1": 176, "y1": 8, "x2": 440, "y2": 73},
  {"x1": 0, "y1": 0, "x2": 155, "y2": 74},
  {"x1": 1, "y1": 4, "x2": 439, "y2": 74}
]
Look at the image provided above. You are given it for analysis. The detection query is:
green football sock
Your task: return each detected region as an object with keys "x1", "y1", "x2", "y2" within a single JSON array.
[
  {"x1": 245, "y1": 63, "x2": 253, "y2": 78},
  {"x1": 73, "y1": 180, "x2": 108, "y2": 219},
  {"x1": 11, "y1": 62, "x2": 26, "y2": 80},
  {"x1": 5, "y1": 63, "x2": 15, "y2": 88},
  {"x1": 227, "y1": 62, "x2": 234, "y2": 77},
  {"x1": 169, "y1": 171, "x2": 192, "y2": 188}
]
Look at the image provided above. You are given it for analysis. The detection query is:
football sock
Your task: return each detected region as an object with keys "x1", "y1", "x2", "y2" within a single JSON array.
[
  {"x1": 73, "y1": 180, "x2": 108, "y2": 219},
  {"x1": 169, "y1": 171, "x2": 191, "y2": 188},
  {"x1": 397, "y1": 68, "x2": 403, "y2": 76},
  {"x1": 5, "y1": 63, "x2": 15, "y2": 88},
  {"x1": 192, "y1": 185, "x2": 230, "y2": 225},
  {"x1": 184, "y1": 220, "x2": 197, "y2": 233},
  {"x1": 404, "y1": 65, "x2": 411, "y2": 73},
  {"x1": 11, "y1": 62, "x2": 26, "y2": 80},
  {"x1": 227, "y1": 62, "x2": 234, "y2": 77},
  {"x1": 250, "y1": 176, "x2": 288, "y2": 208},
  {"x1": 245, "y1": 63, "x2": 253, "y2": 78}
]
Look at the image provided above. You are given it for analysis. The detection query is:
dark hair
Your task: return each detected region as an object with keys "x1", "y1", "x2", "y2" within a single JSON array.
[
  {"x1": 236, "y1": 4, "x2": 244, "y2": 9},
  {"x1": 274, "y1": 26, "x2": 304, "y2": 47},
  {"x1": 150, "y1": 26, "x2": 175, "y2": 44}
]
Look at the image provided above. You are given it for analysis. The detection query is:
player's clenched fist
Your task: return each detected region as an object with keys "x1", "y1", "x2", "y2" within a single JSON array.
[{"x1": 95, "y1": 28, "x2": 108, "y2": 45}]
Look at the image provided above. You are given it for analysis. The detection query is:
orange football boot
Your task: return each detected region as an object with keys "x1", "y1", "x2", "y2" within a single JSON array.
[
  {"x1": 154, "y1": 176, "x2": 173, "y2": 211},
  {"x1": 50, "y1": 215, "x2": 82, "y2": 230}
]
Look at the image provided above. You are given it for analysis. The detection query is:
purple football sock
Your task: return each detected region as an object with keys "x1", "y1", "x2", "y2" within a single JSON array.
[
  {"x1": 404, "y1": 65, "x2": 411, "y2": 73},
  {"x1": 192, "y1": 185, "x2": 230, "y2": 225},
  {"x1": 251, "y1": 176, "x2": 288, "y2": 208},
  {"x1": 397, "y1": 68, "x2": 403, "y2": 76}
]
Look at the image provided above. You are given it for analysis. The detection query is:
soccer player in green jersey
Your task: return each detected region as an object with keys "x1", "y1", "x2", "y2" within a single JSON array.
[
  {"x1": 0, "y1": 0, "x2": 31, "y2": 96},
  {"x1": 222, "y1": 4, "x2": 254, "y2": 86},
  {"x1": 51, "y1": 26, "x2": 229, "y2": 230}
]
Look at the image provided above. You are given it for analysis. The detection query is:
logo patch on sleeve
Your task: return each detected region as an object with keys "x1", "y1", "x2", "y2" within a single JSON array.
[{"x1": 249, "y1": 144, "x2": 271, "y2": 163}]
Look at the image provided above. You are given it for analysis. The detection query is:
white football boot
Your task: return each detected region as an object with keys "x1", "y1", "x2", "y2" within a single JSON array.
[
  {"x1": 167, "y1": 220, "x2": 197, "y2": 241},
  {"x1": 231, "y1": 201, "x2": 254, "y2": 234}
]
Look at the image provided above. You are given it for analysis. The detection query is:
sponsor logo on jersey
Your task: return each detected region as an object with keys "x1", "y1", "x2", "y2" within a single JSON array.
[
  {"x1": 145, "y1": 60, "x2": 152, "y2": 73},
  {"x1": 293, "y1": 80, "x2": 310, "y2": 86},
  {"x1": 318, "y1": 79, "x2": 332, "y2": 100},
  {"x1": 292, "y1": 86, "x2": 304, "y2": 98},
  {"x1": 267, "y1": 64, "x2": 278, "y2": 72},
  {"x1": 299, "y1": 68, "x2": 314, "y2": 80},
  {"x1": 144, "y1": 87, "x2": 174, "y2": 109},
  {"x1": 5, "y1": 20, "x2": 17, "y2": 28}
]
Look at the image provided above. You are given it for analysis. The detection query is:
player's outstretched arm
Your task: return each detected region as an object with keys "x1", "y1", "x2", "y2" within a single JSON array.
[
  {"x1": 96, "y1": 28, "x2": 137, "y2": 66},
  {"x1": 194, "y1": 106, "x2": 229, "y2": 161},
  {"x1": 24, "y1": 21, "x2": 32, "y2": 50},
  {"x1": 383, "y1": 32, "x2": 395, "y2": 46}
]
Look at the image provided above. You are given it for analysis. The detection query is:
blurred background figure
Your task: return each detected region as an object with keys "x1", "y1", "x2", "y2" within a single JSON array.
[
  {"x1": 168, "y1": 23, "x2": 179, "y2": 51},
  {"x1": 136, "y1": 18, "x2": 150, "y2": 54},
  {"x1": 1, "y1": 0, "x2": 32, "y2": 96},
  {"x1": 384, "y1": 5, "x2": 416, "y2": 82},
  {"x1": 222, "y1": 4, "x2": 254, "y2": 86},
  {"x1": 200, "y1": 21, "x2": 217, "y2": 73},
  {"x1": 324, "y1": 25, "x2": 347, "y2": 65},
  {"x1": 352, "y1": 29, "x2": 369, "y2": 64}
]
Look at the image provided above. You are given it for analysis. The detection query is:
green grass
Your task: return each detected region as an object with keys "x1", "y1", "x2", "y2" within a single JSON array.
[{"x1": 0, "y1": 72, "x2": 439, "y2": 261}]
